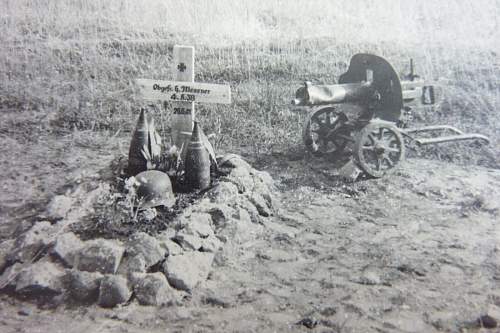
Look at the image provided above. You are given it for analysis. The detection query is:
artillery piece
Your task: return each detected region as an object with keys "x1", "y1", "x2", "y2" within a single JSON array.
[{"x1": 292, "y1": 53, "x2": 490, "y2": 178}]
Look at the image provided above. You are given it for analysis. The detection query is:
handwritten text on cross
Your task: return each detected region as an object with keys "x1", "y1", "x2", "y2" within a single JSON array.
[
  {"x1": 136, "y1": 80, "x2": 231, "y2": 104},
  {"x1": 135, "y1": 45, "x2": 231, "y2": 151}
]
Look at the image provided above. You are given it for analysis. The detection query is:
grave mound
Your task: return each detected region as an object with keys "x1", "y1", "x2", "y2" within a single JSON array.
[{"x1": 0, "y1": 154, "x2": 277, "y2": 308}]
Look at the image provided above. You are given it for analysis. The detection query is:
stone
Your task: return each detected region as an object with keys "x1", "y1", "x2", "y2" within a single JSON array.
[
  {"x1": 427, "y1": 311, "x2": 460, "y2": 331},
  {"x1": 66, "y1": 270, "x2": 103, "y2": 303},
  {"x1": 263, "y1": 221, "x2": 298, "y2": 239},
  {"x1": 75, "y1": 239, "x2": 124, "y2": 274},
  {"x1": 202, "y1": 293, "x2": 233, "y2": 308},
  {"x1": 231, "y1": 219, "x2": 264, "y2": 244},
  {"x1": 163, "y1": 251, "x2": 215, "y2": 292},
  {"x1": 9, "y1": 221, "x2": 55, "y2": 263},
  {"x1": 45, "y1": 195, "x2": 74, "y2": 221},
  {"x1": 127, "y1": 272, "x2": 147, "y2": 289},
  {"x1": 0, "y1": 239, "x2": 14, "y2": 272},
  {"x1": 477, "y1": 314, "x2": 497, "y2": 329},
  {"x1": 320, "y1": 306, "x2": 337, "y2": 317},
  {"x1": 188, "y1": 197, "x2": 208, "y2": 213},
  {"x1": 487, "y1": 306, "x2": 500, "y2": 324},
  {"x1": 383, "y1": 311, "x2": 431, "y2": 332},
  {"x1": 0, "y1": 263, "x2": 23, "y2": 290},
  {"x1": 253, "y1": 178, "x2": 273, "y2": 199},
  {"x1": 179, "y1": 213, "x2": 214, "y2": 238},
  {"x1": 254, "y1": 170, "x2": 274, "y2": 188},
  {"x1": 248, "y1": 193, "x2": 272, "y2": 217},
  {"x1": 14, "y1": 220, "x2": 34, "y2": 237},
  {"x1": 206, "y1": 181, "x2": 240, "y2": 204},
  {"x1": 173, "y1": 233, "x2": 202, "y2": 251},
  {"x1": 161, "y1": 227, "x2": 177, "y2": 239},
  {"x1": 116, "y1": 254, "x2": 147, "y2": 275},
  {"x1": 236, "y1": 206, "x2": 253, "y2": 224},
  {"x1": 50, "y1": 232, "x2": 83, "y2": 268},
  {"x1": 127, "y1": 232, "x2": 165, "y2": 268},
  {"x1": 138, "y1": 208, "x2": 157, "y2": 222},
  {"x1": 157, "y1": 238, "x2": 183, "y2": 256},
  {"x1": 351, "y1": 270, "x2": 382, "y2": 286},
  {"x1": 296, "y1": 317, "x2": 318, "y2": 329},
  {"x1": 203, "y1": 205, "x2": 237, "y2": 229},
  {"x1": 98, "y1": 275, "x2": 131, "y2": 308},
  {"x1": 134, "y1": 273, "x2": 179, "y2": 306},
  {"x1": 237, "y1": 200, "x2": 261, "y2": 224},
  {"x1": 218, "y1": 154, "x2": 252, "y2": 171},
  {"x1": 227, "y1": 167, "x2": 254, "y2": 193},
  {"x1": 251, "y1": 177, "x2": 278, "y2": 210},
  {"x1": 18, "y1": 307, "x2": 32, "y2": 316},
  {"x1": 15, "y1": 260, "x2": 65, "y2": 296},
  {"x1": 200, "y1": 235, "x2": 223, "y2": 253}
]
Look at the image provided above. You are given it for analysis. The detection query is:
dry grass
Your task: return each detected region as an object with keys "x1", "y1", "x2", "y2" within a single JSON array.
[{"x1": 0, "y1": 0, "x2": 498, "y2": 164}]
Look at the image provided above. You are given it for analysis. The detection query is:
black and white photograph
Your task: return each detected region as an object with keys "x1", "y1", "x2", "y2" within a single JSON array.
[{"x1": 0, "y1": 1, "x2": 499, "y2": 332}]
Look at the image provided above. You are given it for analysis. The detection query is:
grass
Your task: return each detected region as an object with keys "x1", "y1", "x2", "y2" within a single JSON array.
[{"x1": 0, "y1": 0, "x2": 499, "y2": 166}]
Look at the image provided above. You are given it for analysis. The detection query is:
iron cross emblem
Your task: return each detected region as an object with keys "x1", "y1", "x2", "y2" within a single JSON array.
[{"x1": 177, "y1": 62, "x2": 187, "y2": 72}]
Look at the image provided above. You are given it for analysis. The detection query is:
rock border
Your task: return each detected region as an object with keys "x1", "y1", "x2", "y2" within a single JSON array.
[{"x1": 0, "y1": 154, "x2": 277, "y2": 308}]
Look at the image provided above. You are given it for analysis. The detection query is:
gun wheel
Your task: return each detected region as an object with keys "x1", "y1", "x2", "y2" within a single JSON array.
[
  {"x1": 303, "y1": 107, "x2": 351, "y2": 156},
  {"x1": 354, "y1": 121, "x2": 405, "y2": 178}
]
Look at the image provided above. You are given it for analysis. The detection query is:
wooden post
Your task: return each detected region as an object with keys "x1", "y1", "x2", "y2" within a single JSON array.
[
  {"x1": 136, "y1": 45, "x2": 231, "y2": 162},
  {"x1": 172, "y1": 45, "x2": 195, "y2": 153}
]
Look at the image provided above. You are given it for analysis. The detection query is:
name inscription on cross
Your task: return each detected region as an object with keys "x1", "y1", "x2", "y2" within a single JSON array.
[{"x1": 136, "y1": 45, "x2": 231, "y2": 154}]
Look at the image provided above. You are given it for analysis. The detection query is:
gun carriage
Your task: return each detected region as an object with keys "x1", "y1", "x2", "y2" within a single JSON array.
[{"x1": 292, "y1": 54, "x2": 490, "y2": 178}]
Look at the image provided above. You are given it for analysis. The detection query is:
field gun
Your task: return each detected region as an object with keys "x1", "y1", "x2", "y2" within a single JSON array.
[{"x1": 292, "y1": 53, "x2": 490, "y2": 178}]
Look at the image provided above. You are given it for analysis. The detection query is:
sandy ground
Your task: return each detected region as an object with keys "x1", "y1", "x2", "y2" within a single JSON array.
[{"x1": 0, "y1": 121, "x2": 499, "y2": 332}]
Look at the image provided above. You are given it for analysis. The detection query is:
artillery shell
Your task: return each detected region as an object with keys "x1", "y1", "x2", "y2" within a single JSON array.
[
  {"x1": 184, "y1": 121, "x2": 211, "y2": 191},
  {"x1": 128, "y1": 109, "x2": 149, "y2": 176}
]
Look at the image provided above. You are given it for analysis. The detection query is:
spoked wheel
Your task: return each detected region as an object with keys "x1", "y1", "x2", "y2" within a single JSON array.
[
  {"x1": 354, "y1": 121, "x2": 405, "y2": 178},
  {"x1": 303, "y1": 107, "x2": 351, "y2": 156}
]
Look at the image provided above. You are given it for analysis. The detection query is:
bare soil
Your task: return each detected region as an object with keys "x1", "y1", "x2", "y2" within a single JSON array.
[{"x1": 0, "y1": 118, "x2": 499, "y2": 332}]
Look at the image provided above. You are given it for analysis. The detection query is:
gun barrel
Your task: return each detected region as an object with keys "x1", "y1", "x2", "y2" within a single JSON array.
[{"x1": 307, "y1": 82, "x2": 374, "y2": 105}]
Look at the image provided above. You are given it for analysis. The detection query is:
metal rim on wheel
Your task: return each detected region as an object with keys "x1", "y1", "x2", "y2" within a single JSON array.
[
  {"x1": 302, "y1": 107, "x2": 350, "y2": 155},
  {"x1": 354, "y1": 121, "x2": 405, "y2": 178}
]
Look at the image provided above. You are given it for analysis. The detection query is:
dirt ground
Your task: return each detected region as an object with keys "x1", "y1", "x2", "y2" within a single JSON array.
[{"x1": 0, "y1": 112, "x2": 499, "y2": 332}]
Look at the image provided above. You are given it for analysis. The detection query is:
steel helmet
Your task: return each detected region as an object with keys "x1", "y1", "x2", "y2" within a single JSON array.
[{"x1": 132, "y1": 170, "x2": 175, "y2": 209}]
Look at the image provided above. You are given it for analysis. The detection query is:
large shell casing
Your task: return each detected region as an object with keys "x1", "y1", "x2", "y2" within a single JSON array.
[
  {"x1": 128, "y1": 109, "x2": 149, "y2": 176},
  {"x1": 184, "y1": 122, "x2": 211, "y2": 190}
]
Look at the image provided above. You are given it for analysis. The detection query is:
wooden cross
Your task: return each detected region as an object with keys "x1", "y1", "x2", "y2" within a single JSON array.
[{"x1": 137, "y1": 45, "x2": 231, "y2": 154}]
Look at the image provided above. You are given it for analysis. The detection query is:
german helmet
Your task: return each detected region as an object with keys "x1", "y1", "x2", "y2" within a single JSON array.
[{"x1": 132, "y1": 170, "x2": 175, "y2": 209}]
